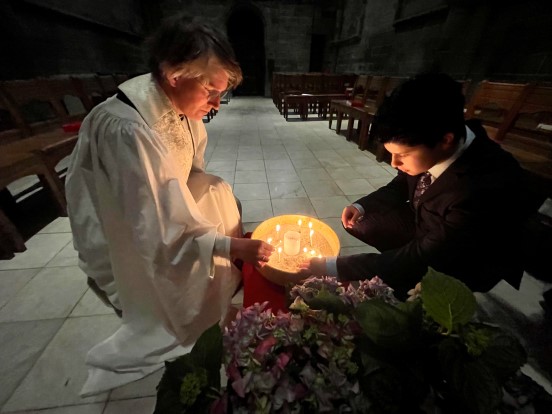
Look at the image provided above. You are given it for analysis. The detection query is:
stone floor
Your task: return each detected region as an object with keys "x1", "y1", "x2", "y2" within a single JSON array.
[{"x1": 0, "y1": 97, "x2": 550, "y2": 413}]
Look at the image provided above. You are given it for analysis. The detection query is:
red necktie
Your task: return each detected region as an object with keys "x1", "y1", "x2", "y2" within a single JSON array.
[{"x1": 413, "y1": 172, "x2": 432, "y2": 208}]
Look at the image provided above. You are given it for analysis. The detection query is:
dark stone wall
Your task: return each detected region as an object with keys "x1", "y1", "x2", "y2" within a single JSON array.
[
  {"x1": 332, "y1": 0, "x2": 552, "y2": 84},
  {"x1": 0, "y1": 0, "x2": 154, "y2": 80},
  {"x1": 2, "y1": 0, "x2": 550, "y2": 93},
  {"x1": 158, "y1": 0, "x2": 333, "y2": 96}
]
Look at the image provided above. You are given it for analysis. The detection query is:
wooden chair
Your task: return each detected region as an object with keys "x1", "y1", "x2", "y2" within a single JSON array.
[
  {"x1": 277, "y1": 73, "x2": 305, "y2": 114},
  {"x1": 323, "y1": 74, "x2": 346, "y2": 94},
  {"x1": 0, "y1": 135, "x2": 76, "y2": 257},
  {"x1": 328, "y1": 74, "x2": 372, "y2": 135},
  {"x1": 0, "y1": 88, "x2": 24, "y2": 144},
  {"x1": 464, "y1": 80, "x2": 531, "y2": 142},
  {"x1": 0, "y1": 78, "x2": 84, "y2": 137},
  {"x1": 271, "y1": 72, "x2": 283, "y2": 106},
  {"x1": 359, "y1": 76, "x2": 408, "y2": 156},
  {"x1": 0, "y1": 78, "x2": 82, "y2": 217},
  {"x1": 283, "y1": 94, "x2": 310, "y2": 120},
  {"x1": 43, "y1": 76, "x2": 88, "y2": 122}
]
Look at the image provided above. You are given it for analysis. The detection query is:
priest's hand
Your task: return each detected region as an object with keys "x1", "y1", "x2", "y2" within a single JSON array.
[
  {"x1": 342, "y1": 205, "x2": 362, "y2": 229},
  {"x1": 230, "y1": 238, "x2": 274, "y2": 266}
]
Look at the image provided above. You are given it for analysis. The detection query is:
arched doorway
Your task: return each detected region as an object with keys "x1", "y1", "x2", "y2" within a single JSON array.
[{"x1": 227, "y1": 5, "x2": 265, "y2": 96}]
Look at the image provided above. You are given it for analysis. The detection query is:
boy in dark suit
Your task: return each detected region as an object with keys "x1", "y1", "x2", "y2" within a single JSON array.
[{"x1": 301, "y1": 73, "x2": 530, "y2": 299}]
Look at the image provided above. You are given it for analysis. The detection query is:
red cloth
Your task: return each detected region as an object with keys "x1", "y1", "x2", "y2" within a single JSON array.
[{"x1": 241, "y1": 232, "x2": 288, "y2": 314}]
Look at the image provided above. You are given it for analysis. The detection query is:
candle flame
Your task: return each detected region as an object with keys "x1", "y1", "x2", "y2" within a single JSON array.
[
  {"x1": 298, "y1": 219, "x2": 302, "y2": 226},
  {"x1": 278, "y1": 247, "x2": 282, "y2": 253},
  {"x1": 318, "y1": 254, "x2": 322, "y2": 258},
  {"x1": 309, "y1": 229, "x2": 314, "y2": 236},
  {"x1": 303, "y1": 247, "x2": 308, "y2": 253},
  {"x1": 276, "y1": 224, "x2": 281, "y2": 232},
  {"x1": 308, "y1": 222, "x2": 312, "y2": 229},
  {"x1": 310, "y1": 249, "x2": 316, "y2": 255},
  {"x1": 267, "y1": 237, "x2": 272, "y2": 244}
]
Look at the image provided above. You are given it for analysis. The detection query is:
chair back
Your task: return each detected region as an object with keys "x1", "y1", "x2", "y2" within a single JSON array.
[
  {"x1": 281, "y1": 73, "x2": 305, "y2": 94},
  {"x1": 0, "y1": 87, "x2": 24, "y2": 143},
  {"x1": 303, "y1": 73, "x2": 324, "y2": 94},
  {"x1": 464, "y1": 80, "x2": 531, "y2": 141},
  {"x1": 0, "y1": 78, "x2": 83, "y2": 137},
  {"x1": 351, "y1": 74, "x2": 372, "y2": 105},
  {"x1": 71, "y1": 74, "x2": 106, "y2": 111}
]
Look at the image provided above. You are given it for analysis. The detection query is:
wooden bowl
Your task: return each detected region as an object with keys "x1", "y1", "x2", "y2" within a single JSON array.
[{"x1": 251, "y1": 214, "x2": 340, "y2": 286}]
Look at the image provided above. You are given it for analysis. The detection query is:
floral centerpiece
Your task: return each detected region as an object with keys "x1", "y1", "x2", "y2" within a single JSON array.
[{"x1": 154, "y1": 270, "x2": 528, "y2": 414}]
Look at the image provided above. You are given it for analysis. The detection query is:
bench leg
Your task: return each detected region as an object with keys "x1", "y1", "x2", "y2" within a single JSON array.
[
  {"x1": 38, "y1": 168, "x2": 67, "y2": 216},
  {"x1": 346, "y1": 117, "x2": 356, "y2": 141},
  {"x1": 0, "y1": 208, "x2": 26, "y2": 259},
  {"x1": 336, "y1": 112, "x2": 343, "y2": 134},
  {"x1": 358, "y1": 117, "x2": 372, "y2": 150}
]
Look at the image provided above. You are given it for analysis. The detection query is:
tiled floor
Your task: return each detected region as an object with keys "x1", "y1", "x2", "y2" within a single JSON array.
[{"x1": 0, "y1": 97, "x2": 550, "y2": 413}]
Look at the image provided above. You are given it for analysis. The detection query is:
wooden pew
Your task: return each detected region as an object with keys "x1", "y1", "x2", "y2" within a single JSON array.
[
  {"x1": 500, "y1": 83, "x2": 552, "y2": 181},
  {"x1": 277, "y1": 73, "x2": 305, "y2": 114},
  {"x1": 464, "y1": 80, "x2": 531, "y2": 142},
  {"x1": 0, "y1": 77, "x2": 85, "y2": 137},
  {"x1": 0, "y1": 77, "x2": 83, "y2": 246},
  {"x1": 328, "y1": 74, "x2": 371, "y2": 135}
]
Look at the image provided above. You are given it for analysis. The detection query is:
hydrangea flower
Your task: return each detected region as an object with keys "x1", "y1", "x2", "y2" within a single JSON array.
[{"x1": 219, "y1": 277, "x2": 393, "y2": 413}]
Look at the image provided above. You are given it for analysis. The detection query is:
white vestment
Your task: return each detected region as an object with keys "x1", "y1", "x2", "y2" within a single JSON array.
[{"x1": 65, "y1": 74, "x2": 241, "y2": 396}]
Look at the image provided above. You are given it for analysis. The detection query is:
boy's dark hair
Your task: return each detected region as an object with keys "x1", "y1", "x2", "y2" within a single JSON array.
[
  {"x1": 370, "y1": 73, "x2": 466, "y2": 148},
  {"x1": 147, "y1": 16, "x2": 242, "y2": 88}
]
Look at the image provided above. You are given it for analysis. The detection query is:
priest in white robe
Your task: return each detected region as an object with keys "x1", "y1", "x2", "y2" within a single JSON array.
[{"x1": 65, "y1": 18, "x2": 274, "y2": 396}]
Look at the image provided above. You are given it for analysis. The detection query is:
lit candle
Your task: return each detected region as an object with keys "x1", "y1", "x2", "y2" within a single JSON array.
[
  {"x1": 277, "y1": 246, "x2": 282, "y2": 261},
  {"x1": 308, "y1": 221, "x2": 313, "y2": 230},
  {"x1": 318, "y1": 254, "x2": 322, "y2": 258},
  {"x1": 310, "y1": 249, "x2": 316, "y2": 256},
  {"x1": 297, "y1": 219, "x2": 302, "y2": 227},
  {"x1": 276, "y1": 224, "x2": 281, "y2": 238},
  {"x1": 303, "y1": 247, "x2": 308, "y2": 253},
  {"x1": 267, "y1": 237, "x2": 272, "y2": 245},
  {"x1": 284, "y1": 231, "x2": 301, "y2": 256},
  {"x1": 309, "y1": 229, "x2": 314, "y2": 246}
]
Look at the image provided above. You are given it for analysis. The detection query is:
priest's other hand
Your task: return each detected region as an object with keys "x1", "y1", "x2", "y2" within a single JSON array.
[{"x1": 230, "y1": 238, "x2": 274, "y2": 265}]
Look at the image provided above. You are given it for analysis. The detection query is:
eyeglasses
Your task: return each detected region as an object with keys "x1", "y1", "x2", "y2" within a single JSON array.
[{"x1": 194, "y1": 78, "x2": 228, "y2": 101}]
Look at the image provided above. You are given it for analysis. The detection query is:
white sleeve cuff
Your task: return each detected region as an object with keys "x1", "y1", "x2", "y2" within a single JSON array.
[
  {"x1": 325, "y1": 256, "x2": 339, "y2": 277},
  {"x1": 214, "y1": 234, "x2": 231, "y2": 257},
  {"x1": 352, "y1": 203, "x2": 365, "y2": 216}
]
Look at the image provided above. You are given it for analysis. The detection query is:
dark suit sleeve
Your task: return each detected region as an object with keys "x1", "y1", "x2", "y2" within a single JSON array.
[
  {"x1": 355, "y1": 170, "x2": 409, "y2": 214},
  {"x1": 336, "y1": 243, "x2": 427, "y2": 298}
]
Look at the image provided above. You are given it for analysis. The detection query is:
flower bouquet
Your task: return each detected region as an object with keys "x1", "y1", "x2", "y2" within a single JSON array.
[{"x1": 154, "y1": 269, "x2": 528, "y2": 414}]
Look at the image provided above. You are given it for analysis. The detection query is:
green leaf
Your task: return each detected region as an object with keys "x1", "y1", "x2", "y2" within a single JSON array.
[
  {"x1": 154, "y1": 323, "x2": 223, "y2": 413},
  {"x1": 154, "y1": 361, "x2": 187, "y2": 414},
  {"x1": 421, "y1": 269, "x2": 476, "y2": 332},
  {"x1": 478, "y1": 326, "x2": 527, "y2": 381},
  {"x1": 354, "y1": 299, "x2": 413, "y2": 349},
  {"x1": 189, "y1": 323, "x2": 223, "y2": 389},
  {"x1": 438, "y1": 337, "x2": 503, "y2": 414},
  {"x1": 305, "y1": 287, "x2": 349, "y2": 315}
]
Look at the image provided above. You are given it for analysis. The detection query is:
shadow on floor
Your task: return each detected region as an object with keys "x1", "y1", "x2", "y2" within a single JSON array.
[{"x1": 1, "y1": 188, "x2": 60, "y2": 241}]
